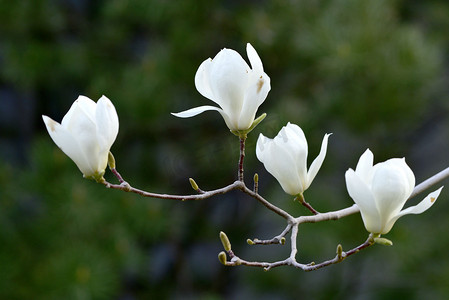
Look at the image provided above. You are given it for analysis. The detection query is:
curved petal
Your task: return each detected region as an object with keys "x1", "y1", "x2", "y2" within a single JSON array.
[
  {"x1": 194, "y1": 57, "x2": 215, "y2": 102},
  {"x1": 238, "y1": 71, "x2": 270, "y2": 130},
  {"x1": 382, "y1": 187, "x2": 443, "y2": 234},
  {"x1": 345, "y1": 169, "x2": 382, "y2": 233},
  {"x1": 371, "y1": 162, "x2": 410, "y2": 224},
  {"x1": 171, "y1": 105, "x2": 223, "y2": 118},
  {"x1": 246, "y1": 43, "x2": 263, "y2": 73},
  {"x1": 281, "y1": 123, "x2": 308, "y2": 167},
  {"x1": 387, "y1": 158, "x2": 415, "y2": 196},
  {"x1": 371, "y1": 160, "x2": 415, "y2": 222},
  {"x1": 355, "y1": 149, "x2": 374, "y2": 184},
  {"x1": 207, "y1": 49, "x2": 249, "y2": 124},
  {"x1": 306, "y1": 133, "x2": 331, "y2": 189},
  {"x1": 256, "y1": 134, "x2": 303, "y2": 195},
  {"x1": 96, "y1": 96, "x2": 119, "y2": 153},
  {"x1": 279, "y1": 123, "x2": 308, "y2": 188},
  {"x1": 42, "y1": 115, "x2": 95, "y2": 176},
  {"x1": 62, "y1": 96, "x2": 96, "y2": 128}
]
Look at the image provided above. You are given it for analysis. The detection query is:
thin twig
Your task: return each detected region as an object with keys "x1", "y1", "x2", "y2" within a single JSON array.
[
  {"x1": 102, "y1": 179, "x2": 243, "y2": 201},
  {"x1": 251, "y1": 224, "x2": 292, "y2": 245},
  {"x1": 410, "y1": 166, "x2": 449, "y2": 199},
  {"x1": 238, "y1": 136, "x2": 246, "y2": 182},
  {"x1": 295, "y1": 194, "x2": 320, "y2": 215},
  {"x1": 240, "y1": 185, "x2": 294, "y2": 221},
  {"x1": 303, "y1": 234, "x2": 374, "y2": 271}
]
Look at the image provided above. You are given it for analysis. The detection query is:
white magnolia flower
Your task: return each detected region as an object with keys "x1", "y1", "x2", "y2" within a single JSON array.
[
  {"x1": 256, "y1": 123, "x2": 331, "y2": 196},
  {"x1": 42, "y1": 95, "x2": 119, "y2": 180},
  {"x1": 172, "y1": 43, "x2": 271, "y2": 132},
  {"x1": 345, "y1": 149, "x2": 443, "y2": 235}
]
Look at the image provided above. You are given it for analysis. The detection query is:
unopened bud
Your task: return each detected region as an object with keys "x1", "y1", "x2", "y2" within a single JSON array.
[
  {"x1": 253, "y1": 173, "x2": 259, "y2": 184},
  {"x1": 220, "y1": 231, "x2": 232, "y2": 251},
  {"x1": 374, "y1": 237, "x2": 393, "y2": 246},
  {"x1": 189, "y1": 178, "x2": 199, "y2": 191},
  {"x1": 247, "y1": 239, "x2": 255, "y2": 245},
  {"x1": 336, "y1": 244, "x2": 343, "y2": 260},
  {"x1": 218, "y1": 251, "x2": 227, "y2": 265},
  {"x1": 280, "y1": 237, "x2": 286, "y2": 245}
]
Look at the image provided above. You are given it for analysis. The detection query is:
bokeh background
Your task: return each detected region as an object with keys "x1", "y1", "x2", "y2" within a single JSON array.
[{"x1": 2, "y1": 0, "x2": 449, "y2": 299}]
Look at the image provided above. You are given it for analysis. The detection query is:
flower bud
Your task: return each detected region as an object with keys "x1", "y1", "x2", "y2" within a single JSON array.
[
  {"x1": 220, "y1": 231, "x2": 232, "y2": 251},
  {"x1": 256, "y1": 123, "x2": 330, "y2": 195},
  {"x1": 218, "y1": 251, "x2": 227, "y2": 265},
  {"x1": 42, "y1": 96, "x2": 119, "y2": 180},
  {"x1": 172, "y1": 43, "x2": 270, "y2": 132},
  {"x1": 345, "y1": 149, "x2": 443, "y2": 235}
]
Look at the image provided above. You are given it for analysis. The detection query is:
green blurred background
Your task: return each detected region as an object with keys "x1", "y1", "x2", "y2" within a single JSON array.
[{"x1": 2, "y1": 0, "x2": 449, "y2": 298}]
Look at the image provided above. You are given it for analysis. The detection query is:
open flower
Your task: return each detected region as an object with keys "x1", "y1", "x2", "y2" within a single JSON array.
[
  {"x1": 42, "y1": 95, "x2": 119, "y2": 180},
  {"x1": 172, "y1": 43, "x2": 271, "y2": 133},
  {"x1": 256, "y1": 123, "x2": 331, "y2": 196},
  {"x1": 345, "y1": 149, "x2": 443, "y2": 235}
]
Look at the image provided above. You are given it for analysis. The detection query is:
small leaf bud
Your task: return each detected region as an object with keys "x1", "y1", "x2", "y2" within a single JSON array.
[
  {"x1": 189, "y1": 178, "x2": 199, "y2": 191},
  {"x1": 218, "y1": 251, "x2": 227, "y2": 265},
  {"x1": 220, "y1": 231, "x2": 232, "y2": 251},
  {"x1": 336, "y1": 244, "x2": 343, "y2": 260},
  {"x1": 280, "y1": 237, "x2": 286, "y2": 245},
  {"x1": 247, "y1": 239, "x2": 255, "y2": 245},
  {"x1": 374, "y1": 237, "x2": 393, "y2": 246},
  {"x1": 253, "y1": 173, "x2": 259, "y2": 184}
]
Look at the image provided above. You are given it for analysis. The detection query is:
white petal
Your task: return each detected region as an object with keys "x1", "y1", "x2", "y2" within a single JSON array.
[
  {"x1": 257, "y1": 133, "x2": 303, "y2": 195},
  {"x1": 306, "y1": 133, "x2": 331, "y2": 189},
  {"x1": 345, "y1": 169, "x2": 382, "y2": 233},
  {"x1": 386, "y1": 187, "x2": 443, "y2": 233},
  {"x1": 95, "y1": 96, "x2": 119, "y2": 173},
  {"x1": 42, "y1": 115, "x2": 95, "y2": 176},
  {"x1": 207, "y1": 49, "x2": 249, "y2": 124},
  {"x1": 62, "y1": 95, "x2": 96, "y2": 128},
  {"x1": 194, "y1": 58, "x2": 215, "y2": 102},
  {"x1": 276, "y1": 124, "x2": 308, "y2": 189},
  {"x1": 355, "y1": 149, "x2": 374, "y2": 182},
  {"x1": 238, "y1": 45, "x2": 270, "y2": 129},
  {"x1": 96, "y1": 96, "x2": 119, "y2": 152},
  {"x1": 387, "y1": 158, "x2": 416, "y2": 195},
  {"x1": 171, "y1": 105, "x2": 223, "y2": 118},
  {"x1": 238, "y1": 71, "x2": 270, "y2": 130},
  {"x1": 371, "y1": 160, "x2": 415, "y2": 224},
  {"x1": 246, "y1": 43, "x2": 263, "y2": 72}
]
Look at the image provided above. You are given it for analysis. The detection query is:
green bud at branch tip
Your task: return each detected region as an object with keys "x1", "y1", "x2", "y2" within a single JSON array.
[
  {"x1": 280, "y1": 237, "x2": 286, "y2": 245},
  {"x1": 189, "y1": 178, "x2": 199, "y2": 191},
  {"x1": 254, "y1": 173, "x2": 259, "y2": 184},
  {"x1": 247, "y1": 239, "x2": 255, "y2": 245},
  {"x1": 374, "y1": 237, "x2": 393, "y2": 246},
  {"x1": 220, "y1": 231, "x2": 232, "y2": 251},
  {"x1": 218, "y1": 252, "x2": 227, "y2": 265},
  {"x1": 108, "y1": 152, "x2": 116, "y2": 170}
]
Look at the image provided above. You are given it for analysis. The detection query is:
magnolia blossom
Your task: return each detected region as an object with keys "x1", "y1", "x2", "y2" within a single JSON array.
[
  {"x1": 172, "y1": 43, "x2": 271, "y2": 132},
  {"x1": 345, "y1": 149, "x2": 443, "y2": 235},
  {"x1": 256, "y1": 123, "x2": 331, "y2": 196},
  {"x1": 42, "y1": 95, "x2": 119, "y2": 180}
]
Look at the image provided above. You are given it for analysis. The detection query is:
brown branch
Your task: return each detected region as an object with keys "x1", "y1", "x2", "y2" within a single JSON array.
[
  {"x1": 238, "y1": 136, "x2": 246, "y2": 182},
  {"x1": 251, "y1": 224, "x2": 292, "y2": 245}
]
